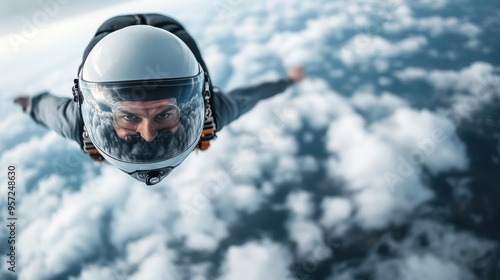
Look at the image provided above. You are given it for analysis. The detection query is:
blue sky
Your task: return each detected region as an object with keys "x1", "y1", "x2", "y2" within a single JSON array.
[{"x1": 1, "y1": 0, "x2": 499, "y2": 279}]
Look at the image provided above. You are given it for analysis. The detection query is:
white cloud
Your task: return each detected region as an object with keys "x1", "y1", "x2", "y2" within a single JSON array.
[
  {"x1": 395, "y1": 62, "x2": 500, "y2": 121},
  {"x1": 72, "y1": 265, "x2": 123, "y2": 280},
  {"x1": 185, "y1": 232, "x2": 220, "y2": 252},
  {"x1": 129, "y1": 248, "x2": 180, "y2": 280},
  {"x1": 20, "y1": 193, "x2": 104, "y2": 278},
  {"x1": 286, "y1": 191, "x2": 314, "y2": 219},
  {"x1": 0, "y1": 113, "x2": 46, "y2": 153},
  {"x1": 372, "y1": 108, "x2": 468, "y2": 174},
  {"x1": 189, "y1": 263, "x2": 212, "y2": 280},
  {"x1": 125, "y1": 233, "x2": 169, "y2": 266},
  {"x1": 173, "y1": 203, "x2": 229, "y2": 251},
  {"x1": 326, "y1": 105, "x2": 468, "y2": 228},
  {"x1": 227, "y1": 43, "x2": 283, "y2": 89},
  {"x1": 339, "y1": 35, "x2": 427, "y2": 66},
  {"x1": 411, "y1": 0, "x2": 449, "y2": 10},
  {"x1": 18, "y1": 174, "x2": 65, "y2": 219},
  {"x1": 328, "y1": 219, "x2": 496, "y2": 279},
  {"x1": 227, "y1": 184, "x2": 264, "y2": 213},
  {"x1": 109, "y1": 183, "x2": 174, "y2": 249},
  {"x1": 384, "y1": 16, "x2": 481, "y2": 38},
  {"x1": 350, "y1": 91, "x2": 408, "y2": 120},
  {"x1": 378, "y1": 77, "x2": 392, "y2": 86},
  {"x1": 396, "y1": 62, "x2": 498, "y2": 92},
  {"x1": 319, "y1": 197, "x2": 352, "y2": 228},
  {"x1": 204, "y1": 45, "x2": 231, "y2": 87},
  {"x1": 266, "y1": 10, "x2": 343, "y2": 70},
  {"x1": 287, "y1": 218, "x2": 327, "y2": 260},
  {"x1": 429, "y1": 62, "x2": 497, "y2": 92},
  {"x1": 218, "y1": 239, "x2": 292, "y2": 280},
  {"x1": 395, "y1": 67, "x2": 427, "y2": 81},
  {"x1": 287, "y1": 79, "x2": 354, "y2": 129},
  {"x1": 326, "y1": 113, "x2": 393, "y2": 191},
  {"x1": 234, "y1": 16, "x2": 278, "y2": 43},
  {"x1": 399, "y1": 254, "x2": 463, "y2": 280}
]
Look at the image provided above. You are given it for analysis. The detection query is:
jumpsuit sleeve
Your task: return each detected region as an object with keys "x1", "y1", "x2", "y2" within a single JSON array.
[
  {"x1": 28, "y1": 92, "x2": 84, "y2": 147},
  {"x1": 212, "y1": 78, "x2": 293, "y2": 131}
]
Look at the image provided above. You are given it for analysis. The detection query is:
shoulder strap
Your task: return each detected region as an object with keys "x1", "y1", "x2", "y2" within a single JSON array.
[
  {"x1": 197, "y1": 72, "x2": 217, "y2": 151},
  {"x1": 82, "y1": 126, "x2": 105, "y2": 162}
]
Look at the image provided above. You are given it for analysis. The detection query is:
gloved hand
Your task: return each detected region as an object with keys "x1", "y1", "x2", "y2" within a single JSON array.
[{"x1": 14, "y1": 96, "x2": 30, "y2": 112}]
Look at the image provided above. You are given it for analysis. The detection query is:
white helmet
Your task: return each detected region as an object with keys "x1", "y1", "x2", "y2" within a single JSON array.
[{"x1": 78, "y1": 25, "x2": 206, "y2": 185}]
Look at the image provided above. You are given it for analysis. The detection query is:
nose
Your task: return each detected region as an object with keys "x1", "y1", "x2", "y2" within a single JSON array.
[{"x1": 137, "y1": 120, "x2": 158, "y2": 142}]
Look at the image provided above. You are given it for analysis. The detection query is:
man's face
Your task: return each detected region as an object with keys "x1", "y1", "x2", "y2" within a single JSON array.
[{"x1": 112, "y1": 98, "x2": 180, "y2": 142}]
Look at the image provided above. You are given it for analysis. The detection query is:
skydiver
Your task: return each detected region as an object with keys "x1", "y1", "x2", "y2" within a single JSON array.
[{"x1": 14, "y1": 14, "x2": 305, "y2": 185}]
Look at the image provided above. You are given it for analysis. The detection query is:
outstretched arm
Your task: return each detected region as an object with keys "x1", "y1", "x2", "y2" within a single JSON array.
[
  {"x1": 14, "y1": 92, "x2": 84, "y2": 147},
  {"x1": 212, "y1": 67, "x2": 305, "y2": 131}
]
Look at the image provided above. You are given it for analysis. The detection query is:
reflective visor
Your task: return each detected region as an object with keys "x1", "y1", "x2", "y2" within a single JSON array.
[{"x1": 80, "y1": 72, "x2": 205, "y2": 165}]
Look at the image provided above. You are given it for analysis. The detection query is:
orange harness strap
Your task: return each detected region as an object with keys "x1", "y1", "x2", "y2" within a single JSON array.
[
  {"x1": 197, "y1": 125, "x2": 216, "y2": 151},
  {"x1": 82, "y1": 126, "x2": 104, "y2": 162}
]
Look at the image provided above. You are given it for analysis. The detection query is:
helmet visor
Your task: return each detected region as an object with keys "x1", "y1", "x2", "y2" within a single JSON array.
[
  {"x1": 80, "y1": 73, "x2": 205, "y2": 165},
  {"x1": 113, "y1": 102, "x2": 180, "y2": 132}
]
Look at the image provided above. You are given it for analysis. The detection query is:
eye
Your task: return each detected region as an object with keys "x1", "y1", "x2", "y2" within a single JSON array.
[
  {"x1": 122, "y1": 114, "x2": 138, "y2": 121},
  {"x1": 155, "y1": 112, "x2": 171, "y2": 119}
]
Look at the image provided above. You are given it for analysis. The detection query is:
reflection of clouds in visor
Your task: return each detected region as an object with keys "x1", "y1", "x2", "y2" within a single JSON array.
[
  {"x1": 113, "y1": 102, "x2": 180, "y2": 132},
  {"x1": 84, "y1": 93, "x2": 204, "y2": 163}
]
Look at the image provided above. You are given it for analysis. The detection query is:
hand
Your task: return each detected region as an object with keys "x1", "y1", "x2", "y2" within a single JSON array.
[
  {"x1": 14, "y1": 96, "x2": 30, "y2": 112},
  {"x1": 287, "y1": 66, "x2": 305, "y2": 83}
]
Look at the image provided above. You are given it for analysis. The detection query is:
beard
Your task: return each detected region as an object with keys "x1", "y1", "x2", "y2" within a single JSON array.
[{"x1": 123, "y1": 129, "x2": 176, "y2": 161}]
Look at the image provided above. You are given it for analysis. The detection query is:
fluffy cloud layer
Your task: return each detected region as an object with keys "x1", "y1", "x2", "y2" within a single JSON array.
[
  {"x1": 396, "y1": 62, "x2": 500, "y2": 122},
  {"x1": 1, "y1": 0, "x2": 498, "y2": 279},
  {"x1": 339, "y1": 35, "x2": 428, "y2": 67},
  {"x1": 218, "y1": 240, "x2": 292, "y2": 280}
]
